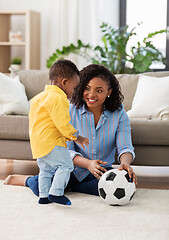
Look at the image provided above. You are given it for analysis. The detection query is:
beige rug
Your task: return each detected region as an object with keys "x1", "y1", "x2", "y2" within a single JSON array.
[{"x1": 0, "y1": 180, "x2": 169, "y2": 240}]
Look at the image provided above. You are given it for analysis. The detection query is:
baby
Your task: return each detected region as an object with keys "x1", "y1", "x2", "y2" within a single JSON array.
[{"x1": 29, "y1": 60, "x2": 89, "y2": 205}]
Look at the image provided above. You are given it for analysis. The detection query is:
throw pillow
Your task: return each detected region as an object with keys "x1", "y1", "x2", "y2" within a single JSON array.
[
  {"x1": 9, "y1": 68, "x2": 49, "y2": 100},
  {"x1": 127, "y1": 75, "x2": 169, "y2": 120},
  {"x1": 0, "y1": 72, "x2": 29, "y2": 116}
]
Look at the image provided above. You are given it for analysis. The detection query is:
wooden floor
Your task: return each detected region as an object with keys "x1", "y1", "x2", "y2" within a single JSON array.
[{"x1": 0, "y1": 159, "x2": 169, "y2": 190}]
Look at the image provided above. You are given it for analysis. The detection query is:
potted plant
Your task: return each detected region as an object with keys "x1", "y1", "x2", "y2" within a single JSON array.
[
  {"x1": 10, "y1": 57, "x2": 22, "y2": 71},
  {"x1": 46, "y1": 23, "x2": 167, "y2": 74}
]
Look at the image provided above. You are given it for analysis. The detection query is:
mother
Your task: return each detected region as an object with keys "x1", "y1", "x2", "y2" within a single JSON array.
[{"x1": 5, "y1": 64, "x2": 137, "y2": 196}]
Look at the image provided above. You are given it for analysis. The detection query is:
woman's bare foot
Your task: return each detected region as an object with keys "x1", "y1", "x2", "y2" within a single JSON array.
[{"x1": 4, "y1": 174, "x2": 31, "y2": 186}]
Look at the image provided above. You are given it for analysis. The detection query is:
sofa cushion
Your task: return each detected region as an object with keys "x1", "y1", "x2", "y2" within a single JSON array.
[
  {"x1": 0, "y1": 73, "x2": 29, "y2": 116},
  {"x1": 130, "y1": 118, "x2": 169, "y2": 145},
  {"x1": 10, "y1": 69, "x2": 49, "y2": 100},
  {"x1": 0, "y1": 140, "x2": 33, "y2": 160},
  {"x1": 116, "y1": 74, "x2": 139, "y2": 111},
  {"x1": 127, "y1": 75, "x2": 169, "y2": 120},
  {"x1": 0, "y1": 115, "x2": 29, "y2": 140},
  {"x1": 116, "y1": 71, "x2": 169, "y2": 112}
]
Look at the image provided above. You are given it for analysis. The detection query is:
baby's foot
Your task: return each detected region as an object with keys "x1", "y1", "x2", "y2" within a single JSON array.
[
  {"x1": 48, "y1": 194, "x2": 71, "y2": 205},
  {"x1": 39, "y1": 197, "x2": 52, "y2": 204}
]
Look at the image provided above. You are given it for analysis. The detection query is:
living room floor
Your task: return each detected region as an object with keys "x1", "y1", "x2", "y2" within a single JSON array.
[{"x1": 0, "y1": 159, "x2": 169, "y2": 190}]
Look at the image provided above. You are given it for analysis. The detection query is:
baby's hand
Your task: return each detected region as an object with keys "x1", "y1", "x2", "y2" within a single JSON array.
[{"x1": 75, "y1": 135, "x2": 89, "y2": 149}]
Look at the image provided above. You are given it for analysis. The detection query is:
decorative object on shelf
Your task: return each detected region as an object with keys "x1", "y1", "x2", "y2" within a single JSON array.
[
  {"x1": 0, "y1": 10, "x2": 40, "y2": 73},
  {"x1": 9, "y1": 31, "x2": 22, "y2": 42},
  {"x1": 10, "y1": 57, "x2": 22, "y2": 71},
  {"x1": 46, "y1": 23, "x2": 168, "y2": 74}
]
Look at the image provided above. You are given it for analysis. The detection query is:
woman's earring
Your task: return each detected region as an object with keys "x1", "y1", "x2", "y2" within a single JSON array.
[{"x1": 107, "y1": 95, "x2": 110, "y2": 98}]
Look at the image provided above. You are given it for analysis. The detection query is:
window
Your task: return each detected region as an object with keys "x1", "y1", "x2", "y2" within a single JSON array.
[{"x1": 120, "y1": 0, "x2": 169, "y2": 71}]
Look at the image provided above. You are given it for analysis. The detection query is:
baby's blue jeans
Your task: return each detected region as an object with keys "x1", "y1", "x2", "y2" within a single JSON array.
[{"x1": 37, "y1": 146, "x2": 74, "y2": 198}]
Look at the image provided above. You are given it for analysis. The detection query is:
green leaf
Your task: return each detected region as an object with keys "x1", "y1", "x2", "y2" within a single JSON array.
[
  {"x1": 78, "y1": 40, "x2": 83, "y2": 47},
  {"x1": 46, "y1": 22, "x2": 167, "y2": 73},
  {"x1": 56, "y1": 49, "x2": 62, "y2": 55}
]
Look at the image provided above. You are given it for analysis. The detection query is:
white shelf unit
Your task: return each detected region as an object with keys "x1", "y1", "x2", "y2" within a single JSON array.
[{"x1": 0, "y1": 10, "x2": 40, "y2": 73}]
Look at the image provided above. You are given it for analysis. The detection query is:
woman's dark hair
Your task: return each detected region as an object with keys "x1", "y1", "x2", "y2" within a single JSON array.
[
  {"x1": 49, "y1": 59, "x2": 79, "y2": 81},
  {"x1": 71, "y1": 64, "x2": 124, "y2": 112}
]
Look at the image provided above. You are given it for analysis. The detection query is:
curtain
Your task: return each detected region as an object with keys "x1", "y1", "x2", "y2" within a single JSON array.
[{"x1": 47, "y1": 0, "x2": 119, "y2": 69}]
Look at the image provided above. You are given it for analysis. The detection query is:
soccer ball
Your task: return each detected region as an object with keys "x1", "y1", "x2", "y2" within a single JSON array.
[{"x1": 98, "y1": 169, "x2": 136, "y2": 206}]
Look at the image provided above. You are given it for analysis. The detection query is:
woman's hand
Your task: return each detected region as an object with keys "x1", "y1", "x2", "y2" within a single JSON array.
[
  {"x1": 119, "y1": 163, "x2": 137, "y2": 185},
  {"x1": 119, "y1": 152, "x2": 137, "y2": 185},
  {"x1": 87, "y1": 160, "x2": 107, "y2": 180},
  {"x1": 73, "y1": 155, "x2": 107, "y2": 180}
]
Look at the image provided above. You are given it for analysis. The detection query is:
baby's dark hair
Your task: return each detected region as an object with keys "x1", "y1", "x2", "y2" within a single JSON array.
[
  {"x1": 49, "y1": 59, "x2": 79, "y2": 81},
  {"x1": 71, "y1": 64, "x2": 124, "y2": 112}
]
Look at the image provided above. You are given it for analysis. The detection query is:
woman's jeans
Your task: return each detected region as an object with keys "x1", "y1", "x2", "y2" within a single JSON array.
[{"x1": 26, "y1": 167, "x2": 113, "y2": 197}]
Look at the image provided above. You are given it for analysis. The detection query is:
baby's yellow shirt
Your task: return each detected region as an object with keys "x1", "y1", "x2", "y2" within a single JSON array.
[{"x1": 29, "y1": 85, "x2": 77, "y2": 159}]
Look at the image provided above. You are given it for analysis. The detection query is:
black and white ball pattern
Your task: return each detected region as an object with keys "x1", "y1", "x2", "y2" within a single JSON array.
[{"x1": 98, "y1": 169, "x2": 136, "y2": 206}]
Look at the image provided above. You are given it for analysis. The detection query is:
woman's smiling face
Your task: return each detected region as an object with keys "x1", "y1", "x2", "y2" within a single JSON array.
[{"x1": 83, "y1": 77, "x2": 112, "y2": 110}]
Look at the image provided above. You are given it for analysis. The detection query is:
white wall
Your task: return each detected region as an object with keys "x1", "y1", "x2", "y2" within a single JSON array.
[{"x1": 0, "y1": 0, "x2": 119, "y2": 70}]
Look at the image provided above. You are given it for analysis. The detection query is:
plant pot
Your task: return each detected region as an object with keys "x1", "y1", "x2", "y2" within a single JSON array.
[{"x1": 10, "y1": 64, "x2": 22, "y2": 71}]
